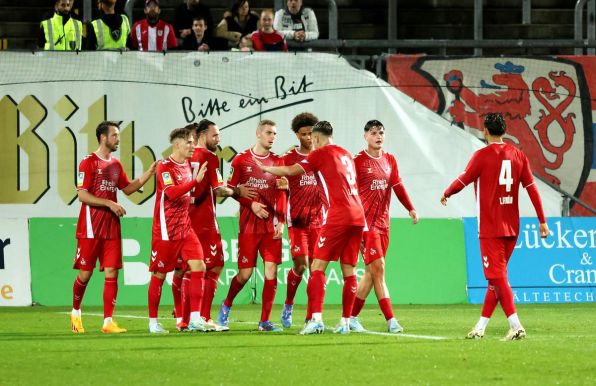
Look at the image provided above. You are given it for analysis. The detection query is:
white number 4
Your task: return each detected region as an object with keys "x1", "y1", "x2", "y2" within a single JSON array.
[{"x1": 499, "y1": 160, "x2": 513, "y2": 192}]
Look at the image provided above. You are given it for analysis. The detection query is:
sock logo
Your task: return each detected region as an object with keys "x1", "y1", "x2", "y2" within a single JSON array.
[{"x1": 483, "y1": 255, "x2": 489, "y2": 268}]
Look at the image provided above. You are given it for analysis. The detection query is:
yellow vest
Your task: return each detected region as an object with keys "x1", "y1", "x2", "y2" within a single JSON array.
[
  {"x1": 41, "y1": 14, "x2": 82, "y2": 50},
  {"x1": 92, "y1": 15, "x2": 130, "y2": 49}
]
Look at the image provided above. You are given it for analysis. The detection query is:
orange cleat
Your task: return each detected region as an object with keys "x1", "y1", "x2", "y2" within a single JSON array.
[
  {"x1": 70, "y1": 314, "x2": 85, "y2": 334},
  {"x1": 101, "y1": 320, "x2": 127, "y2": 334}
]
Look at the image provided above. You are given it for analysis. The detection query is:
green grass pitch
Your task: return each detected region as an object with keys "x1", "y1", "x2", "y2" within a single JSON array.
[{"x1": 1, "y1": 304, "x2": 595, "y2": 385}]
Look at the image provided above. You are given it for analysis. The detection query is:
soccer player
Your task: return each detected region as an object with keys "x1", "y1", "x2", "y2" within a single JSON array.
[
  {"x1": 279, "y1": 112, "x2": 325, "y2": 328},
  {"x1": 71, "y1": 121, "x2": 156, "y2": 334},
  {"x1": 147, "y1": 127, "x2": 209, "y2": 334},
  {"x1": 350, "y1": 120, "x2": 419, "y2": 334},
  {"x1": 216, "y1": 120, "x2": 286, "y2": 332},
  {"x1": 441, "y1": 112, "x2": 549, "y2": 340},
  {"x1": 257, "y1": 120, "x2": 366, "y2": 335}
]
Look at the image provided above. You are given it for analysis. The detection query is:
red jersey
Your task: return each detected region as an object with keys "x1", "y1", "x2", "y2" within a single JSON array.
[
  {"x1": 251, "y1": 30, "x2": 288, "y2": 52},
  {"x1": 299, "y1": 145, "x2": 365, "y2": 227},
  {"x1": 76, "y1": 153, "x2": 131, "y2": 239},
  {"x1": 189, "y1": 147, "x2": 224, "y2": 234},
  {"x1": 131, "y1": 19, "x2": 177, "y2": 51},
  {"x1": 282, "y1": 148, "x2": 325, "y2": 229},
  {"x1": 445, "y1": 143, "x2": 536, "y2": 238},
  {"x1": 354, "y1": 150, "x2": 413, "y2": 233},
  {"x1": 228, "y1": 148, "x2": 285, "y2": 234},
  {"x1": 152, "y1": 157, "x2": 194, "y2": 241}
]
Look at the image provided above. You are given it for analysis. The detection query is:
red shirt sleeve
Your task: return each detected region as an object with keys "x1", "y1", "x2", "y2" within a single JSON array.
[
  {"x1": 131, "y1": 22, "x2": 139, "y2": 49},
  {"x1": 520, "y1": 153, "x2": 535, "y2": 189},
  {"x1": 77, "y1": 157, "x2": 93, "y2": 191},
  {"x1": 300, "y1": 149, "x2": 321, "y2": 174},
  {"x1": 227, "y1": 155, "x2": 253, "y2": 208},
  {"x1": 251, "y1": 32, "x2": 264, "y2": 51},
  {"x1": 116, "y1": 160, "x2": 132, "y2": 190},
  {"x1": 443, "y1": 151, "x2": 482, "y2": 197},
  {"x1": 209, "y1": 156, "x2": 224, "y2": 190},
  {"x1": 167, "y1": 23, "x2": 178, "y2": 48}
]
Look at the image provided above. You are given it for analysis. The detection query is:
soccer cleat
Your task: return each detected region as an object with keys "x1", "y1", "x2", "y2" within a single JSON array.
[
  {"x1": 502, "y1": 326, "x2": 526, "y2": 341},
  {"x1": 188, "y1": 318, "x2": 208, "y2": 332},
  {"x1": 176, "y1": 321, "x2": 189, "y2": 332},
  {"x1": 388, "y1": 318, "x2": 404, "y2": 333},
  {"x1": 149, "y1": 323, "x2": 169, "y2": 334},
  {"x1": 101, "y1": 320, "x2": 127, "y2": 334},
  {"x1": 205, "y1": 319, "x2": 230, "y2": 332},
  {"x1": 348, "y1": 316, "x2": 366, "y2": 333},
  {"x1": 299, "y1": 320, "x2": 325, "y2": 335},
  {"x1": 333, "y1": 320, "x2": 350, "y2": 335},
  {"x1": 466, "y1": 328, "x2": 485, "y2": 339},
  {"x1": 217, "y1": 303, "x2": 231, "y2": 327},
  {"x1": 70, "y1": 314, "x2": 85, "y2": 334},
  {"x1": 258, "y1": 320, "x2": 283, "y2": 332},
  {"x1": 281, "y1": 304, "x2": 293, "y2": 328}
]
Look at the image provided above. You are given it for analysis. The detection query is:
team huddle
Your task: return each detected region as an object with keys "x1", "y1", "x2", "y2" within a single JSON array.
[{"x1": 69, "y1": 112, "x2": 548, "y2": 340}]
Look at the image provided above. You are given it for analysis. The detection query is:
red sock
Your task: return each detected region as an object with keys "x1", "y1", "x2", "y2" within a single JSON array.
[
  {"x1": 378, "y1": 297, "x2": 394, "y2": 320},
  {"x1": 103, "y1": 277, "x2": 118, "y2": 319},
  {"x1": 285, "y1": 268, "x2": 303, "y2": 306},
  {"x1": 351, "y1": 297, "x2": 365, "y2": 317},
  {"x1": 172, "y1": 274, "x2": 183, "y2": 318},
  {"x1": 148, "y1": 275, "x2": 164, "y2": 318},
  {"x1": 189, "y1": 271, "x2": 204, "y2": 314},
  {"x1": 201, "y1": 271, "x2": 219, "y2": 321},
  {"x1": 342, "y1": 275, "x2": 357, "y2": 318},
  {"x1": 260, "y1": 278, "x2": 277, "y2": 322},
  {"x1": 481, "y1": 281, "x2": 499, "y2": 318},
  {"x1": 308, "y1": 270, "x2": 326, "y2": 314},
  {"x1": 224, "y1": 275, "x2": 246, "y2": 308},
  {"x1": 72, "y1": 276, "x2": 88, "y2": 310},
  {"x1": 181, "y1": 272, "x2": 191, "y2": 324},
  {"x1": 494, "y1": 277, "x2": 516, "y2": 317}
]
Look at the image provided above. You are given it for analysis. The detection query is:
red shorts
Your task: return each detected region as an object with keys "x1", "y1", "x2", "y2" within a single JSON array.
[
  {"x1": 479, "y1": 236, "x2": 517, "y2": 279},
  {"x1": 360, "y1": 231, "x2": 389, "y2": 265},
  {"x1": 73, "y1": 238, "x2": 122, "y2": 271},
  {"x1": 150, "y1": 231, "x2": 203, "y2": 273},
  {"x1": 197, "y1": 231, "x2": 224, "y2": 270},
  {"x1": 288, "y1": 226, "x2": 320, "y2": 259},
  {"x1": 313, "y1": 225, "x2": 364, "y2": 266},
  {"x1": 237, "y1": 232, "x2": 282, "y2": 269}
]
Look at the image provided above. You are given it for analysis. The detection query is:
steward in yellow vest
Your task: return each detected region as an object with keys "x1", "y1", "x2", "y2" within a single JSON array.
[
  {"x1": 88, "y1": 0, "x2": 132, "y2": 50},
  {"x1": 38, "y1": 0, "x2": 82, "y2": 50}
]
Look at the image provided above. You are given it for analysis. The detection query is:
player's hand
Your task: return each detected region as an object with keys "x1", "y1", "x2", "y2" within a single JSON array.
[
  {"x1": 440, "y1": 196, "x2": 448, "y2": 206},
  {"x1": 539, "y1": 222, "x2": 550, "y2": 238},
  {"x1": 107, "y1": 201, "x2": 126, "y2": 217},
  {"x1": 273, "y1": 223, "x2": 284, "y2": 239},
  {"x1": 276, "y1": 177, "x2": 289, "y2": 190},
  {"x1": 238, "y1": 184, "x2": 257, "y2": 199},
  {"x1": 251, "y1": 202, "x2": 269, "y2": 219},
  {"x1": 409, "y1": 209, "x2": 419, "y2": 224},
  {"x1": 147, "y1": 161, "x2": 158, "y2": 175},
  {"x1": 195, "y1": 162, "x2": 208, "y2": 182}
]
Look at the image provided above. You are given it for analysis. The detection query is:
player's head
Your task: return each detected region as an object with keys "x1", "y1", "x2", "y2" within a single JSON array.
[
  {"x1": 484, "y1": 112, "x2": 506, "y2": 137},
  {"x1": 364, "y1": 119, "x2": 385, "y2": 150},
  {"x1": 311, "y1": 120, "x2": 333, "y2": 149},
  {"x1": 96, "y1": 121, "x2": 120, "y2": 152},
  {"x1": 291, "y1": 112, "x2": 318, "y2": 150},
  {"x1": 195, "y1": 119, "x2": 220, "y2": 152},
  {"x1": 169, "y1": 127, "x2": 194, "y2": 159},
  {"x1": 256, "y1": 119, "x2": 277, "y2": 150}
]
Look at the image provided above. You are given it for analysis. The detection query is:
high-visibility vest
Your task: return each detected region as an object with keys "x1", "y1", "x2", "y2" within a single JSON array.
[
  {"x1": 92, "y1": 15, "x2": 130, "y2": 49},
  {"x1": 41, "y1": 13, "x2": 82, "y2": 50}
]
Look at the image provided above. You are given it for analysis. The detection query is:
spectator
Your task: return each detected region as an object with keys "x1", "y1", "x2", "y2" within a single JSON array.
[
  {"x1": 251, "y1": 9, "x2": 287, "y2": 52},
  {"x1": 273, "y1": 0, "x2": 318, "y2": 43},
  {"x1": 88, "y1": 0, "x2": 132, "y2": 50},
  {"x1": 181, "y1": 16, "x2": 212, "y2": 51},
  {"x1": 38, "y1": 0, "x2": 83, "y2": 50},
  {"x1": 130, "y1": 0, "x2": 177, "y2": 51},
  {"x1": 174, "y1": 0, "x2": 213, "y2": 41},
  {"x1": 215, "y1": 0, "x2": 259, "y2": 48}
]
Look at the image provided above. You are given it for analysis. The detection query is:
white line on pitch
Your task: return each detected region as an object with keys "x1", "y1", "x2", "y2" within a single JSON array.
[
  {"x1": 362, "y1": 331, "x2": 447, "y2": 340},
  {"x1": 59, "y1": 312, "x2": 256, "y2": 324}
]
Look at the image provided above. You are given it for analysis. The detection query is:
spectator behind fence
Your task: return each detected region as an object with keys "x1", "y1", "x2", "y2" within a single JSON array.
[
  {"x1": 88, "y1": 0, "x2": 132, "y2": 50},
  {"x1": 181, "y1": 16, "x2": 212, "y2": 51},
  {"x1": 273, "y1": 0, "x2": 318, "y2": 43},
  {"x1": 131, "y1": 0, "x2": 177, "y2": 51},
  {"x1": 251, "y1": 9, "x2": 287, "y2": 52},
  {"x1": 38, "y1": 0, "x2": 83, "y2": 50},
  {"x1": 174, "y1": 0, "x2": 213, "y2": 41},
  {"x1": 215, "y1": 0, "x2": 259, "y2": 48}
]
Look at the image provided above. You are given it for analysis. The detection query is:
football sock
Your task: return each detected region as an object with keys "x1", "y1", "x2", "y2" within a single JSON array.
[
  {"x1": 103, "y1": 277, "x2": 118, "y2": 320},
  {"x1": 378, "y1": 297, "x2": 394, "y2": 320},
  {"x1": 201, "y1": 271, "x2": 219, "y2": 321},
  {"x1": 260, "y1": 278, "x2": 277, "y2": 322},
  {"x1": 181, "y1": 272, "x2": 191, "y2": 324},
  {"x1": 308, "y1": 270, "x2": 326, "y2": 316},
  {"x1": 172, "y1": 274, "x2": 183, "y2": 318},
  {"x1": 190, "y1": 311, "x2": 201, "y2": 322},
  {"x1": 189, "y1": 271, "x2": 204, "y2": 314},
  {"x1": 149, "y1": 318, "x2": 158, "y2": 328},
  {"x1": 507, "y1": 313, "x2": 522, "y2": 329},
  {"x1": 474, "y1": 316, "x2": 490, "y2": 331},
  {"x1": 342, "y1": 275, "x2": 357, "y2": 318},
  {"x1": 284, "y1": 268, "x2": 303, "y2": 306},
  {"x1": 351, "y1": 297, "x2": 366, "y2": 317},
  {"x1": 72, "y1": 276, "x2": 88, "y2": 311},
  {"x1": 224, "y1": 275, "x2": 246, "y2": 308},
  {"x1": 148, "y1": 275, "x2": 164, "y2": 319},
  {"x1": 494, "y1": 277, "x2": 516, "y2": 317},
  {"x1": 481, "y1": 282, "x2": 499, "y2": 318}
]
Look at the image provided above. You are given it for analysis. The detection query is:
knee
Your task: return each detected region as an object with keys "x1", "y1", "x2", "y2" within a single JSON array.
[
  {"x1": 293, "y1": 264, "x2": 307, "y2": 275},
  {"x1": 104, "y1": 268, "x2": 118, "y2": 279},
  {"x1": 78, "y1": 270, "x2": 92, "y2": 282}
]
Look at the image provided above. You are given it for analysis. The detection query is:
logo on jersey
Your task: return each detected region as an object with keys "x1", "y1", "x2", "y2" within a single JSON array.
[
  {"x1": 483, "y1": 256, "x2": 489, "y2": 268},
  {"x1": 97, "y1": 169, "x2": 103, "y2": 175},
  {"x1": 77, "y1": 172, "x2": 85, "y2": 187},
  {"x1": 246, "y1": 166, "x2": 253, "y2": 173},
  {"x1": 162, "y1": 172, "x2": 173, "y2": 185},
  {"x1": 216, "y1": 169, "x2": 223, "y2": 184},
  {"x1": 227, "y1": 166, "x2": 235, "y2": 182},
  {"x1": 210, "y1": 244, "x2": 217, "y2": 257},
  {"x1": 151, "y1": 250, "x2": 157, "y2": 262},
  {"x1": 158, "y1": 261, "x2": 164, "y2": 268}
]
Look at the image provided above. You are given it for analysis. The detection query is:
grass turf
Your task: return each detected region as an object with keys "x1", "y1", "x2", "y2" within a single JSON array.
[{"x1": 1, "y1": 304, "x2": 595, "y2": 385}]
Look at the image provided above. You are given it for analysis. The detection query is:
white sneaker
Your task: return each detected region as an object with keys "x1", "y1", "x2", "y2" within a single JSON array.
[
  {"x1": 149, "y1": 323, "x2": 169, "y2": 334},
  {"x1": 387, "y1": 318, "x2": 404, "y2": 333},
  {"x1": 206, "y1": 318, "x2": 230, "y2": 332},
  {"x1": 348, "y1": 316, "x2": 366, "y2": 332},
  {"x1": 466, "y1": 328, "x2": 485, "y2": 339},
  {"x1": 299, "y1": 320, "x2": 325, "y2": 335},
  {"x1": 188, "y1": 318, "x2": 208, "y2": 332},
  {"x1": 333, "y1": 319, "x2": 350, "y2": 335},
  {"x1": 502, "y1": 326, "x2": 526, "y2": 341}
]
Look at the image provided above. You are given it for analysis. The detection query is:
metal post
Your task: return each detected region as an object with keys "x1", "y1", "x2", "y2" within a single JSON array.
[
  {"x1": 589, "y1": 0, "x2": 595, "y2": 54},
  {"x1": 83, "y1": 0, "x2": 92, "y2": 23},
  {"x1": 388, "y1": 0, "x2": 397, "y2": 54},
  {"x1": 474, "y1": 0, "x2": 483, "y2": 56},
  {"x1": 124, "y1": 0, "x2": 136, "y2": 25},
  {"x1": 522, "y1": 0, "x2": 531, "y2": 25},
  {"x1": 562, "y1": 196, "x2": 570, "y2": 217},
  {"x1": 328, "y1": 0, "x2": 338, "y2": 40},
  {"x1": 575, "y1": 0, "x2": 588, "y2": 55}
]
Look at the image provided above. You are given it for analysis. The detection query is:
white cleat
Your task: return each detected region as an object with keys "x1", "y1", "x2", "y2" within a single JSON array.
[
  {"x1": 149, "y1": 323, "x2": 169, "y2": 334},
  {"x1": 502, "y1": 326, "x2": 526, "y2": 341},
  {"x1": 188, "y1": 318, "x2": 208, "y2": 332},
  {"x1": 348, "y1": 316, "x2": 366, "y2": 333},
  {"x1": 206, "y1": 318, "x2": 230, "y2": 332},
  {"x1": 387, "y1": 318, "x2": 404, "y2": 333},
  {"x1": 333, "y1": 319, "x2": 350, "y2": 335},
  {"x1": 466, "y1": 328, "x2": 485, "y2": 339},
  {"x1": 299, "y1": 320, "x2": 325, "y2": 335}
]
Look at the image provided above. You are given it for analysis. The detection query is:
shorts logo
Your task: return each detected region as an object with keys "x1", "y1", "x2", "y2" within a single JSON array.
[
  {"x1": 80, "y1": 258, "x2": 86, "y2": 266},
  {"x1": 162, "y1": 172, "x2": 173, "y2": 185},
  {"x1": 482, "y1": 255, "x2": 489, "y2": 268},
  {"x1": 293, "y1": 245, "x2": 300, "y2": 253},
  {"x1": 241, "y1": 256, "x2": 248, "y2": 264},
  {"x1": 151, "y1": 250, "x2": 157, "y2": 262},
  {"x1": 370, "y1": 248, "x2": 377, "y2": 256},
  {"x1": 318, "y1": 236, "x2": 326, "y2": 248},
  {"x1": 158, "y1": 261, "x2": 164, "y2": 268},
  {"x1": 77, "y1": 172, "x2": 85, "y2": 187},
  {"x1": 210, "y1": 244, "x2": 217, "y2": 256},
  {"x1": 205, "y1": 257, "x2": 211, "y2": 264}
]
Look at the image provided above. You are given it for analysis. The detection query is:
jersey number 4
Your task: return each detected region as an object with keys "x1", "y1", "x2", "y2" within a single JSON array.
[{"x1": 499, "y1": 160, "x2": 513, "y2": 192}]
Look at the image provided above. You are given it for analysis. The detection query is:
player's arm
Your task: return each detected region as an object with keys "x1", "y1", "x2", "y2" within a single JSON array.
[
  {"x1": 77, "y1": 189, "x2": 126, "y2": 217},
  {"x1": 393, "y1": 183, "x2": 418, "y2": 224},
  {"x1": 227, "y1": 158, "x2": 269, "y2": 218},
  {"x1": 122, "y1": 161, "x2": 158, "y2": 195},
  {"x1": 441, "y1": 153, "x2": 482, "y2": 206},
  {"x1": 521, "y1": 156, "x2": 549, "y2": 238},
  {"x1": 256, "y1": 159, "x2": 305, "y2": 177},
  {"x1": 214, "y1": 185, "x2": 257, "y2": 199},
  {"x1": 164, "y1": 163, "x2": 207, "y2": 200}
]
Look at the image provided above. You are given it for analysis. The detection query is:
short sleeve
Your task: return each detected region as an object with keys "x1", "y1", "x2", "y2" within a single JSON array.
[
  {"x1": 116, "y1": 161, "x2": 132, "y2": 190},
  {"x1": 302, "y1": 149, "x2": 322, "y2": 174},
  {"x1": 227, "y1": 155, "x2": 241, "y2": 187},
  {"x1": 156, "y1": 162, "x2": 172, "y2": 190},
  {"x1": 77, "y1": 157, "x2": 93, "y2": 191},
  {"x1": 209, "y1": 155, "x2": 224, "y2": 189}
]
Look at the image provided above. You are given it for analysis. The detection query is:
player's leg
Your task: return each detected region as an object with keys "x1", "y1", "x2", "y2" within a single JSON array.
[
  {"x1": 148, "y1": 271, "x2": 169, "y2": 334},
  {"x1": 200, "y1": 232, "x2": 227, "y2": 330},
  {"x1": 349, "y1": 268, "x2": 371, "y2": 332},
  {"x1": 184, "y1": 231, "x2": 208, "y2": 332},
  {"x1": 70, "y1": 239, "x2": 98, "y2": 333},
  {"x1": 334, "y1": 225, "x2": 363, "y2": 334},
  {"x1": 148, "y1": 239, "x2": 178, "y2": 334},
  {"x1": 99, "y1": 239, "x2": 126, "y2": 333},
  {"x1": 171, "y1": 268, "x2": 184, "y2": 326},
  {"x1": 499, "y1": 237, "x2": 525, "y2": 340},
  {"x1": 282, "y1": 227, "x2": 308, "y2": 328},
  {"x1": 258, "y1": 235, "x2": 282, "y2": 331},
  {"x1": 368, "y1": 257, "x2": 402, "y2": 333},
  {"x1": 300, "y1": 257, "x2": 329, "y2": 335}
]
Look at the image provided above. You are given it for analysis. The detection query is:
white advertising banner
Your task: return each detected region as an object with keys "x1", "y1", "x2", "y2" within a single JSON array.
[{"x1": 0, "y1": 219, "x2": 32, "y2": 306}]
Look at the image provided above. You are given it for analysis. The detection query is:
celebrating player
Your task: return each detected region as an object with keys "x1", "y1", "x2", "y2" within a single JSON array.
[
  {"x1": 257, "y1": 120, "x2": 366, "y2": 335},
  {"x1": 147, "y1": 127, "x2": 209, "y2": 334},
  {"x1": 71, "y1": 121, "x2": 156, "y2": 334},
  {"x1": 441, "y1": 112, "x2": 549, "y2": 340},
  {"x1": 217, "y1": 120, "x2": 286, "y2": 332},
  {"x1": 349, "y1": 120, "x2": 418, "y2": 333},
  {"x1": 279, "y1": 112, "x2": 326, "y2": 328}
]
